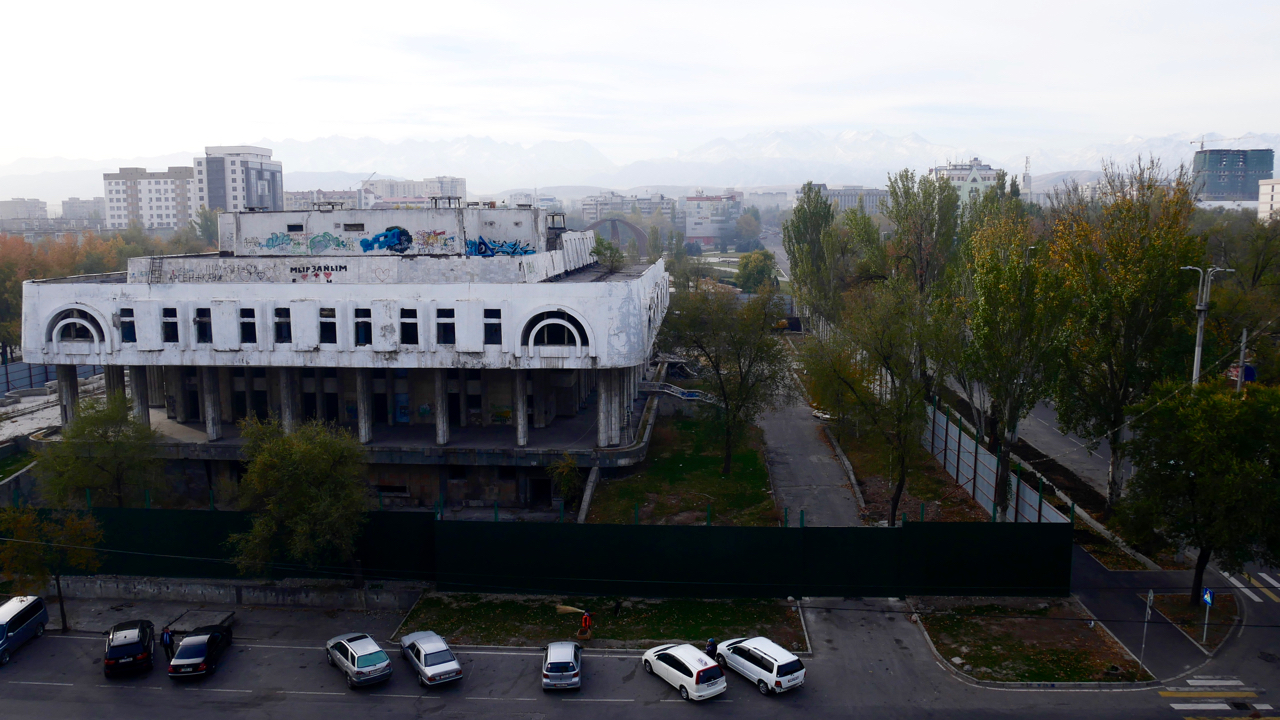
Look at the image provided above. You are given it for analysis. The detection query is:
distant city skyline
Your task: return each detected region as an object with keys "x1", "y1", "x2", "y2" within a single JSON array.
[{"x1": 4, "y1": 0, "x2": 1277, "y2": 169}]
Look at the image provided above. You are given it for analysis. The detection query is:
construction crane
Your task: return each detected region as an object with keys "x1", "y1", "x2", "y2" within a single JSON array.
[{"x1": 1190, "y1": 134, "x2": 1256, "y2": 151}]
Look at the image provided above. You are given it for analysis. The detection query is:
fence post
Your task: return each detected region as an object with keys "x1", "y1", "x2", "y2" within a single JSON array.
[
  {"x1": 1037, "y1": 477, "x2": 1044, "y2": 523},
  {"x1": 971, "y1": 434, "x2": 979, "y2": 495},
  {"x1": 145, "y1": 489, "x2": 150, "y2": 509},
  {"x1": 800, "y1": 509, "x2": 805, "y2": 528},
  {"x1": 635, "y1": 502, "x2": 640, "y2": 525},
  {"x1": 901, "y1": 511, "x2": 907, "y2": 525},
  {"x1": 930, "y1": 397, "x2": 937, "y2": 454},
  {"x1": 1069, "y1": 502, "x2": 1076, "y2": 525},
  {"x1": 954, "y1": 422, "x2": 963, "y2": 479},
  {"x1": 784, "y1": 507, "x2": 789, "y2": 527},
  {"x1": 706, "y1": 504, "x2": 711, "y2": 526},
  {"x1": 941, "y1": 407, "x2": 951, "y2": 473},
  {"x1": 920, "y1": 502, "x2": 925, "y2": 522},
  {"x1": 1014, "y1": 467, "x2": 1022, "y2": 523}
]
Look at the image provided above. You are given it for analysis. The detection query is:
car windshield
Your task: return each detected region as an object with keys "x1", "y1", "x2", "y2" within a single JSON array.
[
  {"x1": 356, "y1": 650, "x2": 389, "y2": 668},
  {"x1": 106, "y1": 642, "x2": 144, "y2": 659},
  {"x1": 174, "y1": 643, "x2": 206, "y2": 660},
  {"x1": 777, "y1": 659, "x2": 805, "y2": 677},
  {"x1": 546, "y1": 662, "x2": 576, "y2": 673},
  {"x1": 695, "y1": 665, "x2": 724, "y2": 685},
  {"x1": 424, "y1": 649, "x2": 456, "y2": 666}
]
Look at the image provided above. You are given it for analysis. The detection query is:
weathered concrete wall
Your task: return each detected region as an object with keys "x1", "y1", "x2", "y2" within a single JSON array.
[{"x1": 48, "y1": 575, "x2": 424, "y2": 612}]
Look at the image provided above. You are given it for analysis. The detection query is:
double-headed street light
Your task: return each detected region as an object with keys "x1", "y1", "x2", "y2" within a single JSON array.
[{"x1": 1181, "y1": 265, "x2": 1234, "y2": 386}]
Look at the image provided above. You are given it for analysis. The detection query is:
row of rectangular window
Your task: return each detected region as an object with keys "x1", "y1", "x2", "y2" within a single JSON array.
[{"x1": 119, "y1": 306, "x2": 501, "y2": 347}]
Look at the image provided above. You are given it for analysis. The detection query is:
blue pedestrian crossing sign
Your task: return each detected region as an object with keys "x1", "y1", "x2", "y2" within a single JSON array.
[{"x1": 1202, "y1": 588, "x2": 1215, "y2": 607}]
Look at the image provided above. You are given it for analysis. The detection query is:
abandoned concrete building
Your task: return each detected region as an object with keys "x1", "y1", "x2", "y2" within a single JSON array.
[{"x1": 22, "y1": 204, "x2": 669, "y2": 509}]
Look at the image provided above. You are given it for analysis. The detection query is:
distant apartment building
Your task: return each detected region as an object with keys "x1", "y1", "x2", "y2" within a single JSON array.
[
  {"x1": 535, "y1": 195, "x2": 559, "y2": 210},
  {"x1": 1193, "y1": 149, "x2": 1274, "y2": 201},
  {"x1": 927, "y1": 157, "x2": 1003, "y2": 203},
  {"x1": 745, "y1": 191, "x2": 789, "y2": 210},
  {"x1": 684, "y1": 190, "x2": 744, "y2": 244},
  {"x1": 196, "y1": 146, "x2": 283, "y2": 213},
  {"x1": 509, "y1": 191, "x2": 535, "y2": 206},
  {"x1": 61, "y1": 197, "x2": 106, "y2": 222},
  {"x1": 634, "y1": 193, "x2": 676, "y2": 220},
  {"x1": 1261, "y1": 179, "x2": 1280, "y2": 223},
  {"x1": 810, "y1": 185, "x2": 888, "y2": 214},
  {"x1": 0, "y1": 198, "x2": 48, "y2": 220},
  {"x1": 285, "y1": 190, "x2": 359, "y2": 211},
  {"x1": 359, "y1": 176, "x2": 467, "y2": 208},
  {"x1": 103, "y1": 167, "x2": 197, "y2": 230},
  {"x1": 581, "y1": 191, "x2": 630, "y2": 222}
]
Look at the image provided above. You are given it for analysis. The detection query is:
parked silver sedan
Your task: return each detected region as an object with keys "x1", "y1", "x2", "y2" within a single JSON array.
[
  {"x1": 541, "y1": 641, "x2": 582, "y2": 690},
  {"x1": 325, "y1": 633, "x2": 392, "y2": 688},
  {"x1": 399, "y1": 631, "x2": 463, "y2": 687}
]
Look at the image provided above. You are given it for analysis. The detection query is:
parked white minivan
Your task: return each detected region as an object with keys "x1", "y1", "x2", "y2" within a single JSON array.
[
  {"x1": 714, "y1": 636, "x2": 805, "y2": 694},
  {"x1": 641, "y1": 643, "x2": 726, "y2": 701}
]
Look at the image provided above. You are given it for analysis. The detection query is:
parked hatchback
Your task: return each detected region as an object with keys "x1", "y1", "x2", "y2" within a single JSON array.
[
  {"x1": 715, "y1": 636, "x2": 805, "y2": 694},
  {"x1": 326, "y1": 633, "x2": 392, "y2": 688},
  {"x1": 541, "y1": 641, "x2": 582, "y2": 690},
  {"x1": 399, "y1": 631, "x2": 462, "y2": 687},
  {"x1": 641, "y1": 643, "x2": 726, "y2": 701},
  {"x1": 168, "y1": 624, "x2": 232, "y2": 678},
  {"x1": 103, "y1": 620, "x2": 155, "y2": 676},
  {"x1": 0, "y1": 596, "x2": 48, "y2": 666}
]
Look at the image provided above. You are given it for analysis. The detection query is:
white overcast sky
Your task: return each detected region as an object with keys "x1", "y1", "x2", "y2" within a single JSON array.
[{"x1": 3, "y1": 0, "x2": 1276, "y2": 166}]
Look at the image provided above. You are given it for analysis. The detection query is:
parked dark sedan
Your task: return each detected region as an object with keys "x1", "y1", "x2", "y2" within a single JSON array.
[
  {"x1": 103, "y1": 620, "x2": 155, "y2": 677},
  {"x1": 167, "y1": 624, "x2": 232, "y2": 679}
]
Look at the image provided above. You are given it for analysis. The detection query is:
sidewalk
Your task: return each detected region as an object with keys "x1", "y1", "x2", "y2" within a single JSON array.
[{"x1": 1071, "y1": 545, "x2": 1213, "y2": 680}]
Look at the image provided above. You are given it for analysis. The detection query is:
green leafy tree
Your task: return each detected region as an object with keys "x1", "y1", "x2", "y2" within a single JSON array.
[
  {"x1": 782, "y1": 182, "x2": 837, "y2": 317},
  {"x1": 735, "y1": 212, "x2": 761, "y2": 243},
  {"x1": 0, "y1": 509, "x2": 101, "y2": 633},
  {"x1": 590, "y1": 235, "x2": 626, "y2": 273},
  {"x1": 36, "y1": 393, "x2": 162, "y2": 508},
  {"x1": 736, "y1": 249, "x2": 776, "y2": 294},
  {"x1": 803, "y1": 276, "x2": 929, "y2": 526},
  {"x1": 548, "y1": 452, "x2": 583, "y2": 511},
  {"x1": 626, "y1": 236, "x2": 640, "y2": 262},
  {"x1": 230, "y1": 418, "x2": 370, "y2": 575},
  {"x1": 882, "y1": 169, "x2": 961, "y2": 299},
  {"x1": 647, "y1": 226, "x2": 663, "y2": 263},
  {"x1": 1118, "y1": 381, "x2": 1280, "y2": 606},
  {"x1": 1049, "y1": 161, "x2": 1201, "y2": 509},
  {"x1": 194, "y1": 206, "x2": 220, "y2": 243},
  {"x1": 660, "y1": 290, "x2": 789, "y2": 474}
]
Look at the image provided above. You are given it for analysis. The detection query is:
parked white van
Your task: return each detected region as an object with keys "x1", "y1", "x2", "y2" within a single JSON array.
[{"x1": 714, "y1": 636, "x2": 805, "y2": 694}]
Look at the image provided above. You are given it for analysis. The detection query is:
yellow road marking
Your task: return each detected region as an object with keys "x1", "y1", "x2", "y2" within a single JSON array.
[
  {"x1": 1160, "y1": 691, "x2": 1258, "y2": 698},
  {"x1": 1245, "y1": 573, "x2": 1280, "y2": 602}
]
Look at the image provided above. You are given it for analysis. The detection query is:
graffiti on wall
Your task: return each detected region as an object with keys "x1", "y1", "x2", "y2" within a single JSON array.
[
  {"x1": 164, "y1": 262, "x2": 280, "y2": 283},
  {"x1": 466, "y1": 235, "x2": 535, "y2": 257},
  {"x1": 308, "y1": 232, "x2": 351, "y2": 254},
  {"x1": 289, "y1": 264, "x2": 349, "y2": 283},
  {"x1": 359, "y1": 226, "x2": 413, "y2": 254},
  {"x1": 414, "y1": 230, "x2": 457, "y2": 254}
]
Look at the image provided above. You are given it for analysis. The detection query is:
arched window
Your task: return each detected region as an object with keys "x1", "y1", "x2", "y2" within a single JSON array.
[
  {"x1": 47, "y1": 308, "x2": 104, "y2": 343},
  {"x1": 520, "y1": 310, "x2": 590, "y2": 347}
]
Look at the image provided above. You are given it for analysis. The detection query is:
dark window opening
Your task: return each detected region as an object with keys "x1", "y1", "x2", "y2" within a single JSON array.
[
  {"x1": 240, "y1": 308, "x2": 257, "y2": 344},
  {"x1": 162, "y1": 307, "x2": 179, "y2": 343},
  {"x1": 521, "y1": 310, "x2": 588, "y2": 346},
  {"x1": 320, "y1": 307, "x2": 337, "y2": 344},
  {"x1": 286, "y1": 224, "x2": 303, "y2": 232},
  {"x1": 274, "y1": 307, "x2": 292, "y2": 343},
  {"x1": 354, "y1": 308, "x2": 371, "y2": 346},
  {"x1": 343, "y1": 223, "x2": 364, "y2": 231},
  {"x1": 194, "y1": 307, "x2": 212, "y2": 344},
  {"x1": 436, "y1": 308, "x2": 455, "y2": 345},
  {"x1": 120, "y1": 308, "x2": 136, "y2": 343},
  {"x1": 400, "y1": 309, "x2": 419, "y2": 345},
  {"x1": 483, "y1": 308, "x2": 501, "y2": 345}
]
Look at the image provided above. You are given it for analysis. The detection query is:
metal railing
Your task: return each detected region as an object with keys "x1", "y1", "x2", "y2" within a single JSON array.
[{"x1": 638, "y1": 381, "x2": 722, "y2": 405}]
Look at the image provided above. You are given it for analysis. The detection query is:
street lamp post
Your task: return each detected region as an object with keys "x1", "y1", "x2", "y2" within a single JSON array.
[{"x1": 1181, "y1": 265, "x2": 1234, "y2": 386}]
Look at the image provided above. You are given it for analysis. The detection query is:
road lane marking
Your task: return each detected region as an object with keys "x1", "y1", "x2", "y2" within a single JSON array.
[
  {"x1": 466, "y1": 697, "x2": 537, "y2": 701},
  {"x1": 9, "y1": 681, "x2": 74, "y2": 686},
  {"x1": 277, "y1": 690, "x2": 344, "y2": 696},
  {"x1": 243, "y1": 644, "x2": 324, "y2": 650},
  {"x1": 1256, "y1": 704, "x2": 1274, "y2": 710},
  {"x1": 381, "y1": 694, "x2": 439, "y2": 699},
  {"x1": 1170, "y1": 703, "x2": 1231, "y2": 710},
  {"x1": 1225, "y1": 575, "x2": 1263, "y2": 602},
  {"x1": 1244, "y1": 573, "x2": 1280, "y2": 602},
  {"x1": 1259, "y1": 572, "x2": 1280, "y2": 590},
  {"x1": 97, "y1": 684, "x2": 163, "y2": 689},
  {"x1": 455, "y1": 651, "x2": 542, "y2": 656},
  {"x1": 1159, "y1": 691, "x2": 1257, "y2": 698},
  {"x1": 1186, "y1": 679, "x2": 1244, "y2": 686},
  {"x1": 185, "y1": 688, "x2": 254, "y2": 693},
  {"x1": 562, "y1": 698, "x2": 635, "y2": 702}
]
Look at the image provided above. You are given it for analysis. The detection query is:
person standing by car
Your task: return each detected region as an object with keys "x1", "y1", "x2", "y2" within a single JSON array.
[
  {"x1": 705, "y1": 638, "x2": 716, "y2": 657},
  {"x1": 161, "y1": 627, "x2": 174, "y2": 661}
]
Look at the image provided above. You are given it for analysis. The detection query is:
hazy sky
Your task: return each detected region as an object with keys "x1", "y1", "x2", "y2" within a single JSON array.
[{"x1": 4, "y1": 0, "x2": 1276, "y2": 166}]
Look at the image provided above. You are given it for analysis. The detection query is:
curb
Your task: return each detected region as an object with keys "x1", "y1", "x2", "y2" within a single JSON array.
[{"x1": 823, "y1": 426, "x2": 866, "y2": 515}]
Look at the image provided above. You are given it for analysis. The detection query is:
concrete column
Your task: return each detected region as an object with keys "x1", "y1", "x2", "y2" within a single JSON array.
[
  {"x1": 532, "y1": 371, "x2": 547, "y2": 429},
  {"x1": 104, "y1": 365, "x2": 126, "y2": 398},
  {"x1": 356, "y1": 368, "x2": 373, "y2": 444},
  {"x1": 596, "y1": 369, "x2": 609, "y2": 448},
  {"x1": 128, "y1": 366, "x2": 150, "y2": 427},
  {"x1": 146, "y1": 366, "x2": 165, "y2": 408},
  {"x1": 56, "y1": 364, "x2": 79, "y2": 428},
  {"x1": 384, "y1": 370, "x2": 395, "y2": 426},
  {"x1": 609, "y1": 369, "x2": 622, "y2": 446},
  {"x1": 514, "y1": 370, "x2": 528, "y2": 447},
  {"x1": 278, "y1": 367, "x2": 298, "y2": 433},
  {"x1": 201, "y1": 367, "x2": 222, "y2": 441},
  {"x1": 480, "y1": 370, "x2": 491, "y2": 427},
  {"x1": 434, "y1": 369, "x2": 449, "y2": 445},
  {"x1": 171, "y1": 367, "x2": 189, "y2": 423}
]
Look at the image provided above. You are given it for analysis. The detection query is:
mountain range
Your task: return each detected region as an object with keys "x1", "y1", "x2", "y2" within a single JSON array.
[{"x1": 2, "y1": 131, "x2": 1276, "y2": 207}]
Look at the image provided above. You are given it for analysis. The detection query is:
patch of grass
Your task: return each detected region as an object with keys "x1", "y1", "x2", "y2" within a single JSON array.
[
  {"x1": 916, "y1": 597, "x2": 1150, "y2": 683},
  {"x1": 1072, "y1": 519, "x2": 1148, "y2": 572},
  {"x1": 1150, "y1": 593, "x2": 1238, "y2": 652},
  {"x1": 588, "y1": 415, "x2": 777, "y2": 526},
  {"x1": 832, "y1": 430, "x2": 989, "y2": 524},
  {"x1": 0, "y1": 450, "x2": 32, "y2": 480},
  {"x1": 395, "y1": 593, "x2": 805, "y2": 651}
]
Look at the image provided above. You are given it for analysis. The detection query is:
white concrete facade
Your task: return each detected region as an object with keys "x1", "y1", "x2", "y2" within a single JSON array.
[
  {"x1": 103, "y1": 167, "x2": 198, "y2": 230},
  {"x1": 1261, "y1": 179, "x2": 1280, "y2": 223},
  {"x1": 926, "y1": 157, "x2": 1002, "y2": 204}
]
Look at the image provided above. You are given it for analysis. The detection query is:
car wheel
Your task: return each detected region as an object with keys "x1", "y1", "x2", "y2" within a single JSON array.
[
  {"x1": 34, "y1": 624, "x2": 44, "y2": 639},
  {"x1": 715, "y1": 653, "x2": 726, "y2": 666},
  {"x1": 326, "y1": 650, "x2": 335, "y2": 667},
  {"x1": 758, "y1": 679, "x2": 771, "y2": 695},
  {"x1": 680, "y1": 685, "x2": 690, "y2": 701},
  {"x1": 347, "y1": 674, "x2": 357, "y2": 689},
  {"x1": 643, "y1": 660, "x2": 653, "y2": 674},
  {"x1": 0, "y1": 650, "x2": 10, "y2": 666},
  {"x1": 418, "y1": 674, "x2": 427, "y2": 688}
]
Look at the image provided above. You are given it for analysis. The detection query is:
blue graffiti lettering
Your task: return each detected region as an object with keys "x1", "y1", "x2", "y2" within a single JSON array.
[
  {"x1": 360, "y1": 226, "x2": 413, "y2": 254},
  {"x1": 309, "y1": 232, "x2": 346, "y2": 254},
  {"x1": 264, "y1": 232, "x2": 293, "y2": 249},
  {"x1": 465, "y1": 235, "x2": 535, "y2": 257}
]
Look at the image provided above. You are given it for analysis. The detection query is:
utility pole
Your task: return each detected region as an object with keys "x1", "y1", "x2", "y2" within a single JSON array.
[
  {"x1": 1181, "y1": 265, "x2": 1234, "y2": 385},
  {"x1": 1236, "y1": 328, "x2": 1248, "y2": 393}
]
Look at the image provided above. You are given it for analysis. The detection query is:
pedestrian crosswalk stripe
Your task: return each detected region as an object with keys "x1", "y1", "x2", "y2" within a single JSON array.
[
  {"x1": 1225, "y1": 575, "x2": 1263, "y2": 602},
  {"x1": 1244, "y1": 573, "x2": 1280, "y2": 602},
  {"x1": 1186, "y1": 679, "x2": 1244, "y2": 686},
  {"x1": 1256, "y1": 704, "x2": 1274, "y2": 710},
  {"x1": 1258, "y1": 572, "x2": 1280, "y2": 590},
  {"x1": 1158, "y1": 691, "x2": 1257, "y2": 698},
  {"x1": 1171, "y1": 703, "x2": 1231, "y2": 710}
]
